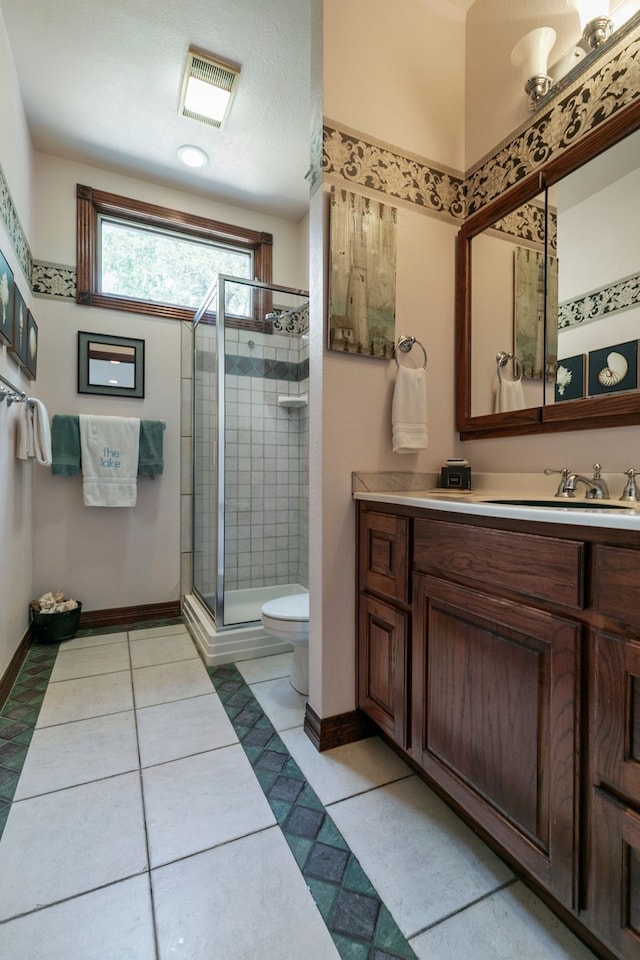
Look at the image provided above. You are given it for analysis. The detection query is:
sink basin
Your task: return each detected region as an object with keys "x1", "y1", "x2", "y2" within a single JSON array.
[{"x1": 483, "y1": 498, "x2": 633, "y2": 511}]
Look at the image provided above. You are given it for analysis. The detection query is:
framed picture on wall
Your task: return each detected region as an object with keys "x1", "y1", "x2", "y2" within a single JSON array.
[
  {"x1": 24, "y1": 311, "x2": 38, "y2": 380},
  {"x1": 588, "y1": 340, "x2": 638, "y2": 397},
  {"x1": 0, "y1": 248, "x2": 14, "y2": 347},
  {"x1": 77, "y1": 331, "x2": 145, "y2": 398},
  {"x1": 555, "y1": 354, "x2": 584, "y2": 402},
  {"x1": 10, "y1": 285, "x2": 28, "y2": 368}
]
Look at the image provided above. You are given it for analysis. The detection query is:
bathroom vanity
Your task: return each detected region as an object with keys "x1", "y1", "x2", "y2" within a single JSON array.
[{"x1": 355, "y1": 488, "x2": 640, "y2": 960}]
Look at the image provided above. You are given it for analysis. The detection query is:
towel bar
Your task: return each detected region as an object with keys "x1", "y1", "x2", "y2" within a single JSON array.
[{"x1": 395, "y1": 335, "x2": 427, "y2": 369}]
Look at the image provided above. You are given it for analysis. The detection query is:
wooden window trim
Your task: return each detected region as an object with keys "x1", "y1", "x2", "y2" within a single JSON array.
[{"x1": 76, "y1": 184, "x2": 273, "y2": 321}]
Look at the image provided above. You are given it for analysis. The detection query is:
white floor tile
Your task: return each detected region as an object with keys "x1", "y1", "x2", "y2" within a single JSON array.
[
  {"x1": 280, "y1": 729, "x2": 413, "y2": 805},
  {"x1": 128, "y1": 623, "x2": 189, "y2": 641},
  {"x1": 142, "y1": 743, "x2": 276, "y2": 867},
  {"x1": 0, "y1": 772, "x2": 148, "y2": 921},
  {"x1": 0, "y1": 875, "x2": 156, "y2": 960},
  {"x1": 249, "y1": 675, "x2": 306, "y2": 730},
  {"x1": 14, "y1": 711, "x2": 139, "y2": 800},
  {"x1": 329, "y1": 775, "x2": 514, "y2": 938},
  {"x1": 136, "y1": 693, "x2": 238, "y2": 767},
  {"x1": 129, "y1": 633, "x2": 198, "y2": 669},
  {"x1": 60, "y1": 631, "x2": 129, "y2": 651},
  {"x1": 236, "y1": 651, "x2": 293, "y2": 684},
  {"x1": 132, "y1": 659, "x2": 212, "y2": 709},
  {"x1": 50, "y1": 641, "x2": 130, "y2": 682},
  {"x1": 152, "y1": 827, "x2": 341, "y2": 960},
  {"x1": 411, "y1": 881, "x2": 599, "y2": 960},
  {"x1": 36, "y1": 671, "x2": 133, "y2": 727}
]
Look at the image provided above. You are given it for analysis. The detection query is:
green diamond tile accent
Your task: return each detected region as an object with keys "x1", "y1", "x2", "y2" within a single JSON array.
[{"x1": 208, "y1": 663, "x2": 417, "y2": 960}]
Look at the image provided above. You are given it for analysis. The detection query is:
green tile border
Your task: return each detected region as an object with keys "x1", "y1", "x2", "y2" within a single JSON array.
[{"x1": 209, "y1": 663, "x2": 418, "y2": 960}]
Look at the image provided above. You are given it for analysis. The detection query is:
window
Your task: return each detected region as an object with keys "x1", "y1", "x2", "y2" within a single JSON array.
[{"x1": 76, "y1": 185, "x2": 272, "y2": 322}]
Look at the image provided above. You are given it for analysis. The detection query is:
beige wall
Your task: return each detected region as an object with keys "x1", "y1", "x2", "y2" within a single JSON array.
[
  {"x1": 0, "y1": 13, "x2": 35, "y2": 678},
  {"x1": 309, "y1": 0, "x2": 465, "y2": 718}
]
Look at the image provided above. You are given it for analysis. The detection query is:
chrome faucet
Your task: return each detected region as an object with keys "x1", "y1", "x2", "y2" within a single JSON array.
[
  {"x1": 544, "y1": 467, "x2": 572, "y2": 497},
  {"x1": 620, "y1": 468, "x2": 640, "y2": 502},
  {"x1": 565, "y1": 463, "x2": 610, "y2": 500}
]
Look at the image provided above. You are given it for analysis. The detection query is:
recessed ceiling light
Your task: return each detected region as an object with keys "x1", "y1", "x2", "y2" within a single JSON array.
[
  {"x1": 179, "y1": 47, "x2": 240, "y2": 128},
  {"x1": 177, "y1": 144, "x2": 209, "y2": 168}
]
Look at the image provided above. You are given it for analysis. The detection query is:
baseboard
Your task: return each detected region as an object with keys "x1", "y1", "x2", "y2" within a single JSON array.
[
  {"x1": 79, "y1": 600, "x2": 181, "y2": 630},
  {"x1": 303, "y1": 703, "x2": 374, "y2": 752},
  {"x1": 0, "y1": 629, "x2": 31, "y2": 711}
]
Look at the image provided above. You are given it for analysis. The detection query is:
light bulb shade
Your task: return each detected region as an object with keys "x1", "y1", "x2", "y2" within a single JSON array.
[
  {"x1": 567, "y1": 0, "x2": 610, "y2": 30},
  {"x1": 511, "y1": 27, "x2": 557, "y2": 84}
]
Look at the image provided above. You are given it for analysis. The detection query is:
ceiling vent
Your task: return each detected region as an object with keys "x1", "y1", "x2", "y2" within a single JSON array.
[{"x1": 179, "y1": 47, "x2": 240, "y2": 128}]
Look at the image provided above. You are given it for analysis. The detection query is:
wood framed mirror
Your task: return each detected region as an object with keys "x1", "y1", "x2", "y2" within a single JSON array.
[{"x1": 456, "y1": 97, "x2": 640, "y2": 441}]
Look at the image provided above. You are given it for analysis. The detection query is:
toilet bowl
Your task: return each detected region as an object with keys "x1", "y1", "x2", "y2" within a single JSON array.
[{"x1": 261, "y1": 593, "x2": 309, "y2": 695}]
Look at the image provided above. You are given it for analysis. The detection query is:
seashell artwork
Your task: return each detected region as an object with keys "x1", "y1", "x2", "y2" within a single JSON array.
[{"x1": 597, "y1": 351, "x2": 628, "y2": 387}]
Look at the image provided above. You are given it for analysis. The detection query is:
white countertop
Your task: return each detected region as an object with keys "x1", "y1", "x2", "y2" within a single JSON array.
[{"x1": 354, "y1": 488, "x2": 640, "y2": 531}]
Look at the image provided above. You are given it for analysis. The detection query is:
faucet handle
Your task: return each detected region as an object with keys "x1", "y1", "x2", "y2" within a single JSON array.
[
  {"x1": 620, "y1": 468, "x2": 640, "y2": 502},
  {"x1": 544, "y1": 467, "x2": 572, "y2": 497},
  {"x1": 592, "y1": 463, "x2": 603, "y2": 478}
]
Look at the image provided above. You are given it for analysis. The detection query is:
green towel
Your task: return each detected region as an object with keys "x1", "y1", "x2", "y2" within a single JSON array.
[
  {"x1": 138, "y1": 420, "x2": 164, "y2": 476},
  {"x1": 51, "y1": 415, "x2": 80, "y2": 476},
  {"x1": 51, "y1": 416, "x2": 164, "y2": 477}
]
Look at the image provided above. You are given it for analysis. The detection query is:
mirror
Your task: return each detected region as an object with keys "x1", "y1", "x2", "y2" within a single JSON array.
[
  {"x1": 77, "y1": 331, "x2": 145, "y2": 398},
  {"x1": 457, "y1": 99, "x2": 640, "y2": 439}
]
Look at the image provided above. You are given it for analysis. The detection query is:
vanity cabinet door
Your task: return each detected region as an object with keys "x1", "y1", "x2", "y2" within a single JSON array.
[
  {"x1": 358, "y1": 594, "x2": 409, "y2": 748},
  {"x1": 590, "y1": 631, "x2": 640, "y2": 801},
  {"x1": 412, "y1": 573, "x2": 579, "y2": 908},
  {"x1": 586, "y1": 789, "x2": 640, "y2": 960}
]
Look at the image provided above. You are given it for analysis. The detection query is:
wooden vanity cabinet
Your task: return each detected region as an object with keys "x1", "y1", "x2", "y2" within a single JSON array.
[
  {"x1": 357, "y1": 509, "x2": 410, "y2": 748},
  {"x1": 355, "y1": 500, "x2": 640, "y2": 960}
]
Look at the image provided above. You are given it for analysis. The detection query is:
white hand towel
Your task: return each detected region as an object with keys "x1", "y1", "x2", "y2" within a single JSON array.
[
  {"x1": 79, "y1": 415, "x2": 140, "y2": 507},
  {"x1": 30, "y1": 399, "x2": 52, "y2": 466},
  {"x1": 15, "y1": 403, "x2": 32, "y2": 460},
  {"x1": 392, "y1": 366, "x2": 428, "y2": 453},
  {"x1": 494, "y1": 379, "x2": 526, "y2": 413}
]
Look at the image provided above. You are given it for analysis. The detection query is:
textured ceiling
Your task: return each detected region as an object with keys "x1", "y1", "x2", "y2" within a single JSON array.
[{"x1": 2, "y1": 0, "x2": 312, "y2": 220}]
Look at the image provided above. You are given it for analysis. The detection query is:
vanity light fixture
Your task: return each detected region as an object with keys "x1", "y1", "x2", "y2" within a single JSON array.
[
  {"x1": 177, "y1": 144, "x2": 209, "y2": 168},
  {"x1": 179, "y1": 46, "x2": 240, "y2": 128},
  {"x1": 568, "y1": 0, "x2": 613, "y2": 48},
  {"x1": 511, "y1": 27, "x2": 557, "y2": 109}
]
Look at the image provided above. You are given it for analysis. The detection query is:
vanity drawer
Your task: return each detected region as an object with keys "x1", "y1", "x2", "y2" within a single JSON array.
[
  {"x1": 414, "y1": 518, "x2": 584, "y2": 610},
  {"x1": 593, "y1": 545, "x2": 640, "y2": 627},
  {"x1": 359, "y1": 510, "x2": 409, "y2": 603}
]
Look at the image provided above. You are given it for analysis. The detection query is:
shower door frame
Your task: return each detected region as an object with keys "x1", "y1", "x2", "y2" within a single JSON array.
[{"x1": 192, "y1": 274, "x2": 309, "y2": 631}]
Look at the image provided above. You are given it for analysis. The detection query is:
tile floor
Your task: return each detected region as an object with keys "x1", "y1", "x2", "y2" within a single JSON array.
[{"x1": 0, "y1": 622, "x2": 600, "y2": 960}]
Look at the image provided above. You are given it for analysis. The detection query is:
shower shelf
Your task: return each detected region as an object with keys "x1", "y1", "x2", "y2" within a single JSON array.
[{"x1": 277, "y1": 394, "x2": 308, "y2": 408}]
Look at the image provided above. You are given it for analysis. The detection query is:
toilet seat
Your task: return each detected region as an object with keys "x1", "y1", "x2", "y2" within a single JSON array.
[{"x1": 261, "y1": 593, "x2": 309, "y2": 622}]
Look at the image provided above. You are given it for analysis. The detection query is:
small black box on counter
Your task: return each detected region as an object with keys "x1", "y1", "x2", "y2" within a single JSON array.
[{"x1": 439, "y1": 459, "x2": 472, "y2": 490}]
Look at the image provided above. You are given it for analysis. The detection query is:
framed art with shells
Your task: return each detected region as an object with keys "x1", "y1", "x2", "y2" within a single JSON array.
[
  {"x1": 555, "y1": 354, "x2": 584, "y2": 403},
  {"x1": 0, "y1": 247, "x2": 14, "y2": 348},
  {"x1": 24, "y1": 311, "x2": 38, "y2": 380},
  {"x1": 10, "y1": 284, "x2": 28, "y2": 369},
  {"x1": 588, "y1": 340, "x2": 638, "y2": 397}
]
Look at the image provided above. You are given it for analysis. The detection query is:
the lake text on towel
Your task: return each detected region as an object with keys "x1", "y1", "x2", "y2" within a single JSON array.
[{"x1": 101, "y1": 446, "x2": 121, "y2": 469}]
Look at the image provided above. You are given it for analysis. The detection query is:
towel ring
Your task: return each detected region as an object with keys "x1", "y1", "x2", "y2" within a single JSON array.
[
  {"x1": 395, "y1": 335, "x2": 427, "y2": 369},
  {"x1": 496, "y1": 350, "x2": 523, "y2": 383}
]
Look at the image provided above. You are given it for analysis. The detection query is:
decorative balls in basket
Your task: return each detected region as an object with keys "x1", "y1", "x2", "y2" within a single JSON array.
[{"x1": 30, "y1": 592, "x2": 82, "y2": 643}]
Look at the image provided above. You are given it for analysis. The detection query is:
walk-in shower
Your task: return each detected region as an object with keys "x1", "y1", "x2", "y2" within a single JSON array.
[{"x1": 184, "y1": 275, "x2": 309, "y2": 665}]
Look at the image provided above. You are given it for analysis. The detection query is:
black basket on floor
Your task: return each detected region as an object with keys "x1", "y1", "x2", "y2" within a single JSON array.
[{"x1": 30, "y1": 602, "x2": 83, "y2": 643}]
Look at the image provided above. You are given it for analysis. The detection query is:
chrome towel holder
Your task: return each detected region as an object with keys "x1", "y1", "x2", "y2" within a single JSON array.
[
  {"x1": 496, "y1": 350, "x2": 523, "y2": 383},
  {"x1": 395, "y1": 335, "x2": 428, "y2": 369}
]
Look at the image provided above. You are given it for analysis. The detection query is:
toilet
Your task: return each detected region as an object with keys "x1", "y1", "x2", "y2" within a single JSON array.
[{"x1": 261, "y1": 592, "x2": 309, "y2": 695}]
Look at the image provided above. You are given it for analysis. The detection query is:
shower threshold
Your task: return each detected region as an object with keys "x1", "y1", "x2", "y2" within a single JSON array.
[{"x1": 183, "y1": 583, "x2": 307, "y2": 666}]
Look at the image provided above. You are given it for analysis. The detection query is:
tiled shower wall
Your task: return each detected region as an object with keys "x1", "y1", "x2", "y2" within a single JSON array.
[
  {"x1": 191, "y1": 321, "x2": 309, "y2": 603},
  {"x1": 224, "y1": 327, "x2": 309, "y2": 591}
]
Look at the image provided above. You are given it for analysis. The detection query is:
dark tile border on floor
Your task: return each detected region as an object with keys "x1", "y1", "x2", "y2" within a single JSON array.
[
  {"x1": 0, "y1": 641, "x2": 60, "y2": 835},
  {"x1": 209, "y1": 663, "x2": 418, "y2": 960}
]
